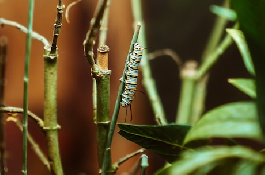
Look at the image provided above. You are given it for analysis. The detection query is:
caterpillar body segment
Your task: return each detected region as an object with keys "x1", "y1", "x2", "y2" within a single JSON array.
[{"x1": 120, "y1": 43, "x2": 144, "y2": 120}]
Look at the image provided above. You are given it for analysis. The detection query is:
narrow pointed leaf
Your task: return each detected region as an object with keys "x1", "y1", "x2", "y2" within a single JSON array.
[
  {"x1": 210, "y1": 6, "x2": 237, "y2": 21},
  {"x1": 184, "y1": 102, "x2": 262, "y2": 145},
  {"x1": 226, "y1": 29, "x2": 255, "y2": 75},
  {"x1": 228, "y1": 78, "x2": 256, "y2": 98},
  {"x1": 118, "y1": 123, "x2": 191, "y2": 163}
]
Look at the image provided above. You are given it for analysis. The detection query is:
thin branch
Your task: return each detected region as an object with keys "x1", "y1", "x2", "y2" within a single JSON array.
[
  {"x1": 0, "y1": 106, "x2": 44, "y2": 128},
  {"x1": 196, "y1": 33, "x2": 232, "y2": 79},
  {"x1": 196, "y1": 23, "x2": 239, "y2": 79},
  {"x1": 65, "y1": 0, "x2": 81, "y2": 23},
  {"x1": 190, "y1": 0, "x2": 231, "y2": 124},
  {"x1": 98, "y1": 0, "x2": 111, "y2": 46},
  {"x1": 0, "y1": 36, "x2": 7, "y2": 175},
  {"x1": 125, "y1": 153, "x2": 147, "y2": 175},
  {"x1": 50, "y1": 0, "x2": 64, "y2": 54},
  {"x1": 6, "y1": 117, "x2": 50, "y2": 171},
  {"x1": 131, "y1": 0, "x2": 167, "y2": 125},
  {"x1": 148, "y1": 49, "x2": 182, "y2": 69},
  {"x1": 101, "y1": 23, "x2": 141, "y2": 175},
  {"x1": 0, "y1": 18, "x2": 49, "y2": 47},
  {"x1": 83, "y1": 0, "x2": 108, "y2": 67},
  {"x1": 113, "y1": 148, "x2": 145, "y2": 171}
]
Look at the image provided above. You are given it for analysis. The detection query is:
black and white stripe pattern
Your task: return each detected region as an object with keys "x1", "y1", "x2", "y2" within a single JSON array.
[{"x1": 121, "y1": 43, "x2": 143, "y2": 108}]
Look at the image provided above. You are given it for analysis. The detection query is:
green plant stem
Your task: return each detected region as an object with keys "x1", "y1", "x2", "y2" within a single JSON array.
[
  {"x1": 85, "y1": 0, "x2": 109, "y2": 118},
  {"x1": 0, "y1": 36, "x2": 7, "y2": 175},
  {"x1": 196, "y1": 33, "x2": 232, "y2": 79},
  {"x1": 93, "y1": 0, "x2": 110, "y2": 122},
  {"x1": 94, "y1": 2, "x2": 110, "y2": 168},
  {"x1": 131, "y1": 0, "x2": 167, "y2": 125},
  {"x1": 140, "y1": 154, "x2": 148, "y2": 175},
  {"x1": 83, "y1": 0, "x2": 110, "y2": 173},
  {"x1": 190, "y1": 0, "x2": 229, "y2": 124},
  {"x1": 42, "y1": 1, "x2": 64, "y2": 174},
  {"x1": 93, "y1": 79, "x2": 97, "y2": 122},
  {"x1": 196, "y1": 22, "x2": 238, "y2": 79},
  {"x1": 176, "y1": 61, "x2": 197, "y2": 124},
  {"x1": 95, "y1": 46, "x2": 111, "y2": 170},
  {"x1": 43, "y1": 49, "x2": 63, "y2": 175},
  {"x1": 22, "y1": 0, "x2": 34, "y2": 174},
  {"x1": 101, "y1": 23, "x2": 141, "y2": 175}
]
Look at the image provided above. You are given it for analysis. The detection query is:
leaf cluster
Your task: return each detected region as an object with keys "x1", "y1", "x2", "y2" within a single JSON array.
[{"x1": 117, "y1": 0, "x2": 265, "y2": 174}]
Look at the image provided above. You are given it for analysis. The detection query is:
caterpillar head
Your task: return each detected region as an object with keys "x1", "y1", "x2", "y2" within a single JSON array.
[{"x1": 134, "y1": 43, "x2": 142, "y2": 51}]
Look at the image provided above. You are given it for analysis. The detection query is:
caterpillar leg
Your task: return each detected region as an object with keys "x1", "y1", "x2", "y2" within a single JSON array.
[
  {"x1": 130, "y1": 105, "x2": 132, "y2": 121},
  {"x1": 124, "y1": 105, "x2": 133, "y2": 122},
  {"x1": 119, "y1": 77, "x2": 125, "y2": 82}
]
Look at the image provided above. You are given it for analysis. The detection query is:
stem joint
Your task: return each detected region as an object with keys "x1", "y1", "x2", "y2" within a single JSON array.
[{"x1": 43, "y1": 124, "x2": 61, "y2": 131}]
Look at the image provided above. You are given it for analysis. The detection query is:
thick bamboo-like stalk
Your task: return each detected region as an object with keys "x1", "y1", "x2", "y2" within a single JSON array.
[
  {"x1": 43, "y1": 49, "x2": 63, "y2": 175},
  {"x1": 85, "y1": 0, "x2": 110, "y2": 127},
  {"x1": 130, "y1": 0, "x2": 167, "y2": 125},
  {"x1": 22, "y1": 0, "x2": 34, "y2": 174},
  {"x1": 0, "y1": 36, "x2": 7, "y2": 175},
  {"x1": 43, "y1": 1, "x2": 64, "y2": 174},
  {"x1": 96, "y1": 45, "x2": 111, "y2": 169},
  {"x1": 176, "y1": 61, "x2": 198, "y2": 124},
  {"x1": 101, "y1": 23, "x2": 141, "y2": 175}
]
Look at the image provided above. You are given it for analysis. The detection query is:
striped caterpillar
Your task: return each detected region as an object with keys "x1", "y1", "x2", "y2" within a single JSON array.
[{"x1": 120, "y1": 43, "x2": 143, "y2": 120}]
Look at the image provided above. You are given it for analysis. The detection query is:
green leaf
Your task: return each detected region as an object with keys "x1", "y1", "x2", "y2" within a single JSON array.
[
  {"x1": 183, "y1": 102, "x2": 262, "y2": 145},
  {"x1": 117, "y1": 123, "x2": 191, "y2": 163},
  {"x1": 228, "y1": 78, "x2": 256, "y2": 98},
  {"x1": 156, "y1": 146, "x2": 265, "y2": 175},
  {"x1": 231, "y1": 0, "x2": 265, "y2": 140},
  {"x1": 231, "y1": 0, "x2": 265, "y2": 47},
  {"x1": 226, "y1": 29, "x2": 255, "y2": 76},
  {"x1": 210, "y1": 5, "x2": 237, "y2": 21},
  {"x1": 232, "y1": 160, "x2": 258, "y2": 175}
]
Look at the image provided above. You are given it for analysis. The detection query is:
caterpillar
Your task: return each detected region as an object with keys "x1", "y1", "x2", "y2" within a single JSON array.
[{"x1": 120, "y1": 43, "x2": 143, "y2": 120}]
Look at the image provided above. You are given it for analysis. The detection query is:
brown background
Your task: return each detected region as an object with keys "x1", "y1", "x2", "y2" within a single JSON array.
[{"x1": 0, "y1": 0, "x2": 251, "y2": 174}]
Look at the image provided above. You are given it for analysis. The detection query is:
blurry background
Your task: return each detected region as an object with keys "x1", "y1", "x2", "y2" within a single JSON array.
[{"x1": 0, "y1": 0, "x2": 251, "y2": 174}]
